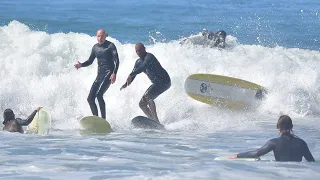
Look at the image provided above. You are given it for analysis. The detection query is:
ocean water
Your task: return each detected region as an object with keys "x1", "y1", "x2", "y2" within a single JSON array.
[{"x1": 0, "y1": 0, "x2": 320, "y2": 179}]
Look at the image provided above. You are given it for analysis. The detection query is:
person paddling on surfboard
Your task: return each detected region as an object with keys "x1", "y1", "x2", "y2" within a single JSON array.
[
  {"x1": 229, "y1": 115, "x2": 315, "y2": 162},
  {"x1": 74, "y1": 29, "x2": 120, "y2": 119},
  {"x1": 120, "y1": 43, "x2": 171, "y2": 123},
  {"x1": 2, "y1": 107, "x2": 42, "y2": 133}
]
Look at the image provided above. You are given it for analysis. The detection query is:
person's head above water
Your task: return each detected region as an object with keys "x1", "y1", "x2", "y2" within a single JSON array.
[
  {"x1": 3, "y1": 109, "x2": 15, "y2": 124},
  {"x1": 135, "y1": 43, "x2": 147, "y2": 58},
  {"x1": 215, "y1": 30, "x2": 227, "y2": 40},
  {"x1": 277, "y1": 115, "x2": 293, "y2": 132},
  {"x1": 96, "y1": 29, "x2": 108, "y2": 45}
]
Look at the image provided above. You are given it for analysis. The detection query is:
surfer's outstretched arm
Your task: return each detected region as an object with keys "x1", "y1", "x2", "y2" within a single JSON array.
[
  {"x1": 120, "y1": 61, "x2": 138, "y2": 91},
  {"x1": 237, "y1": 140, "x2": 275, "y2": 158},
  {"x1": 16, "y1": 107, "x2": 42, "y2": 126}
]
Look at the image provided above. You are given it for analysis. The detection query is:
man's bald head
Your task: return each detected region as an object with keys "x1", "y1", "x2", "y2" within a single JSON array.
[
  {"x1": 135, "y1": 42, "x2": 144, "y2": 49},
  {"x1": 96, "y1": 29, "x2": 108, "y2": 44},
  {"x1": 135, "y1": 42, "x2": 146, "y2": 58},
  {"x1": 97, "y1": 29, "x2": 108, "y2": 36}
]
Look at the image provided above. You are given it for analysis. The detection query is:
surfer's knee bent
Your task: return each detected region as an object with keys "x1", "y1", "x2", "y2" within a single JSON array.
[
  {"x1": 147, "y1": 98, "x2": 155, "y2": 105},
  {"x1": 139, "y1": 96, "x2": 148, "y2": 108}
]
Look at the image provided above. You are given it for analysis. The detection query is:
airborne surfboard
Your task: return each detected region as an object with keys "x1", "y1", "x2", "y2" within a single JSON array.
[{"x1": 184, "y1": 73, "x2": 267, "y2": 109}]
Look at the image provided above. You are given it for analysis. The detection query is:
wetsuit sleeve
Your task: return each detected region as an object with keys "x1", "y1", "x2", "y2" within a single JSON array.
[
  {"x1": 81, "y1": 46, "x2": 96, "y2": 67},
  {"x1": 110, "y1": 43, "x2": 120, "y2": 74},
  {"x1": 16, "y1": 110, "x2": 38, "y2": 126},
  {"x1": 302, "y1": 140, "x2": 315, "y2": 162},
  {"x1": 129, "y1": 60, "x2": 139, "y2": 82},
  {"x1": 237, "y1": 140, "x2": 275, "y2": 158},
  {"x1": 129, "y1": 54, "x2": 152, "y2": 77}
]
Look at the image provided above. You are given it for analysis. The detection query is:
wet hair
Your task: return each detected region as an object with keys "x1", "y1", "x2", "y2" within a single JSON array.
[
  {"x1": 277, "y1": 115, "x2": 293, "y2": 131},
  {"x1": 3, "y1": 109, "x2": 15, "y2": 124}
]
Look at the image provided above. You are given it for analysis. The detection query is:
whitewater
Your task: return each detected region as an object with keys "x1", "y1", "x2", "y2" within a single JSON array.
[{"x1": 0, "y1": 21, "x2": 320, "y2": 179}]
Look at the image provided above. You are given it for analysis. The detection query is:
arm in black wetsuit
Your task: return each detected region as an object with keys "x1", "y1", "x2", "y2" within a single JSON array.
[
  {"x1": 302, "y1": 141, "x2": 315, "y2": 162},
  {"x1": 121, "y1": 61, "x2": 138, "y2": 89},
  {"x1": 110, "y1": 43, "x2": 120, "y2": 74},
  {"x1": 81, "y1": 47, "x2": 96, "y2": 67},
  {"x1": 15, "y1": 110, "x2": 38, "y2": 126},
  {"x1": 237, "y1": 140, "x2": 275, "y2": 158},
  {"x1": 129, "y1": 54, "x2": 152, "y2": 77},
  {"x1": 129, "y1": 60, "x2": 139, "y2": 82}
]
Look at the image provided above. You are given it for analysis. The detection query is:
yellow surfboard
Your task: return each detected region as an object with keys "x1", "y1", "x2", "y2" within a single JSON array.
[
  {"x1": 79, "y1": 116, "x2": 112, "y2": 135},
  {"x1": 27, "y1": 109, "x2": 51, "y2": 135},
  {"x1": 184, "y1": 74, "x2": 266, "y2": 109}
]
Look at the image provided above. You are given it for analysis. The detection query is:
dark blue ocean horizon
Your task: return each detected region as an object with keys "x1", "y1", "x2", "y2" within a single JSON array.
[{"x1": 1, "y1": 0, "x2": 319, "y2": 50}]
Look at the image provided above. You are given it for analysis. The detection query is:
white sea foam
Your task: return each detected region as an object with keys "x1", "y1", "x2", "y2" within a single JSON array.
[{"x1": 1, "y1": 21, "x2": 319, "y2": 131}]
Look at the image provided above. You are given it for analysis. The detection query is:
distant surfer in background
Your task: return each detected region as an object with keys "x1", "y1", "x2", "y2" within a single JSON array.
[
  {"x1": 120, "y1": 43, "x2": 171, "y2": 123},
  {"x1": 229, "y1": 115, "x2": 315, "y2": 162},
  {"x1": 74, "y1": 29, "x2": 120, "y2": 119},
  {"x1": 179, "y1": 29, "x2": 227, "y2": 48},
  {"x1": 201, "y1": 29, "x2": 227, "y2": 48},
  {"x1": 2, "y1": 107, "x2": 42, "y2": 133}
]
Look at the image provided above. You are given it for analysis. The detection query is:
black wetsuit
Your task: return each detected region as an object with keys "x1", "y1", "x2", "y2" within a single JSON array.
[
  {"x1": 3, "y1": 110, "x2": 37, "y2": 133},
  {"x1": 81, "y1": 40, "x2": 119, "y2": 119},
  {"x1": 129, "y1": 52, "x2": 171, "y2": 100},
  {"x1": 237, "y1": 133, "x2": 315, "y2": 162}
]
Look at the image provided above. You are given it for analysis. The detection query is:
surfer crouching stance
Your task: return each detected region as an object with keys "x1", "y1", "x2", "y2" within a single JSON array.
[{"x1": 120, "y1": 43, "x2": 171, "y2": 123}]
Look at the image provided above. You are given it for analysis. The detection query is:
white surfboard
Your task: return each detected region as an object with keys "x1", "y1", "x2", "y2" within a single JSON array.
[
  {"x1": 184, "y1": 73, "x2": 267, "y2": 109},
  {"x1": 27, "y1": 109, "x2": 51, "y2": 135},
  {"x1": 79, "y1": 116, "x2": 112, "y2": 134},
  {"x1": 214, "y1": 156, "x2": 262, "y2": 161}
]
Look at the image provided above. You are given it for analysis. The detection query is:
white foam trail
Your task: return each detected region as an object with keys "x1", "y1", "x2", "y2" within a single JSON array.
[{"x1": 1, "y1": 21, "x2": 319, "y2": 131}]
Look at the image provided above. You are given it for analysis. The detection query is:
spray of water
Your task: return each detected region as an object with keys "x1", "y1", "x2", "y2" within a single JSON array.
[{"x1": 1, "y1": 21, "x2": 319, "y2": 131}]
